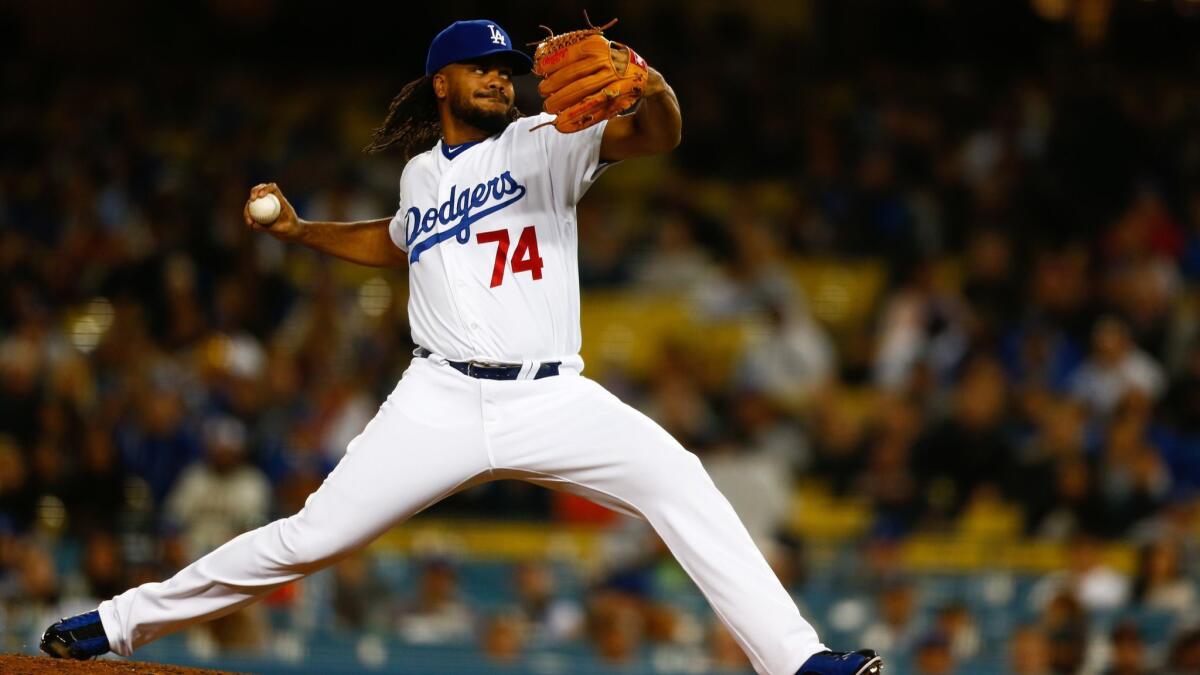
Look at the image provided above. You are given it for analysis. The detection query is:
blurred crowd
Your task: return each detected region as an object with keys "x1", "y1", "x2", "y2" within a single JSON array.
[{"x1": 3, "y1": 1, "x2": 1200, "y2": 673}]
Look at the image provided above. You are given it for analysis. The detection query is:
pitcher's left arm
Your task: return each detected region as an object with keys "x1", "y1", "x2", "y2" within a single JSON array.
[{"x1": 599, "y1": 62, "x2": 681, "y2": 161}]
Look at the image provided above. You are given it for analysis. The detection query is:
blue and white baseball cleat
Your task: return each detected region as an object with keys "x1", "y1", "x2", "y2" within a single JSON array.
[
  {"x1": 796, "y1": 649, "x2": 884, "y2": 675},
  {"x1": 40, "y1": 610, "x2": 111, "y2": 660}
]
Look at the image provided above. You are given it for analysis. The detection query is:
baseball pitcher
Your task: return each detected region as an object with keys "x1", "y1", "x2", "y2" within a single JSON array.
[{"x1": 41, "y1": 18, "x2": 881, "y2": 675}]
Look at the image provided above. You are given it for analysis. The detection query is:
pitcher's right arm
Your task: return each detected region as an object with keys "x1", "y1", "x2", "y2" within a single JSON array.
[{"x1": 244, "y1": 183, "x2": 405, "y2": 268}]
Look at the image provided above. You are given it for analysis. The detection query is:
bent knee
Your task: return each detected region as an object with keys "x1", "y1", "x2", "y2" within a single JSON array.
[{"x1": 271, "y1": 516, "x2": 354, "y2": 570}]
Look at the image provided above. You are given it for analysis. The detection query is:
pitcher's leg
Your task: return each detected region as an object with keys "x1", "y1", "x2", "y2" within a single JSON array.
[
  {"x1": 492, "y1": 376, "x2": 825, "y2": 675},
  {"x1": 100, "y1": 361, "x2": 490, "y2": 656}
]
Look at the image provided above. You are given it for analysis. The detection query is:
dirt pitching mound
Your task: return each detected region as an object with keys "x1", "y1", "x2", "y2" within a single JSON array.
[{"x1": 0, "y1": 654, "x2": 236, "y2": 674}]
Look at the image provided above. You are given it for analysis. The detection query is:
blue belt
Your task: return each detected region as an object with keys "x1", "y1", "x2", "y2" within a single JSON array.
[{"x1": 415, "y1": 347, "x2": 560, "y2": 380}]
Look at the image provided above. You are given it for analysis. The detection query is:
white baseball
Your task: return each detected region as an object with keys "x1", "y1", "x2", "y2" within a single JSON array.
[{"x1": 249, "y1": 193, "x2": 281, "y2": 225}]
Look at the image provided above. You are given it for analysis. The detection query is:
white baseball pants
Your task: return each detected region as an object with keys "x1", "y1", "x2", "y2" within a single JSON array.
[{"x1": 98, "y1": 356, "x2": 825, "y2": 674}]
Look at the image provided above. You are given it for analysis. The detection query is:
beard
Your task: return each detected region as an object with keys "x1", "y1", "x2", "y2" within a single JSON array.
[{"x1": 449, "y1": 89, "x2": 514, "y2": 136}]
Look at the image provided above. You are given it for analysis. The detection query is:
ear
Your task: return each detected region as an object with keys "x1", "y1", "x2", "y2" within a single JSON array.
[{"x1": 433, "y1": 73, "x2": 448, "y2": 100}]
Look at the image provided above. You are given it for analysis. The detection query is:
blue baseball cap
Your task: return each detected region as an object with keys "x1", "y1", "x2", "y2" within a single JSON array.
[{"x1": 425, "y1": 20, "x2": 533, "y2": 76}]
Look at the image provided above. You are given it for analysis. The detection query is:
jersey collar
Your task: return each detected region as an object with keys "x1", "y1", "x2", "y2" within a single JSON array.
[{"x1": 440, "y1": 140, "x2": 481, "y2": 160}]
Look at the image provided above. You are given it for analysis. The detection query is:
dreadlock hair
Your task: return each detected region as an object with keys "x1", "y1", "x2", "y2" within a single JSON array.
[
  {"x1": 363, "y1": 75, "x2": 441, "y2": 159},
  {"x1": 363, "y1": 73, "x2": 525, "y2": 160}
]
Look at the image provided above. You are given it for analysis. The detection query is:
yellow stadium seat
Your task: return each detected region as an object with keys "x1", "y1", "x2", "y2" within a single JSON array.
[{"x1": 789, "y1": 259, "x2": 886, "y2": 333}]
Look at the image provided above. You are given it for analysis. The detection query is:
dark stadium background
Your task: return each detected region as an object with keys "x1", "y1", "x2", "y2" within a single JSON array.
[{"x1": 2, "y1": 1, "x2": 1200, "y2": 673}]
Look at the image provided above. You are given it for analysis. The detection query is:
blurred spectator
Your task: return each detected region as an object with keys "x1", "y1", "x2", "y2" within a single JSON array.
[
  {"x1": 701, "y1": 439, "x2": 791, "y2": 545},
  {"x1": 512, "y1": 561, "x2": 583, "y2": 644},
  {"x1": 934, "y1": 602, "x2": 981, "y2": 662},
  {"x1": 398, "y1": 558, "x2": 474, "y2": 644},
  {"x1": 165, "y1": 415, "x2": 270, "y2": 560},
  {"x1": 1039, "y1": 590, "x2": 1090, "y2": 675},
  {"x1": 640, "y1": 349, "x2": 720, "y2": 448},
  {"x1": 16, "y1": 545, "x2": 58, "y2": 611},
  {"x1": 586, "y1": 590, "x2": 644, "y2": 666},
  {"x1": 1029, "y1": 458, "x2": 1108, "y2": 541},
  {"x1": 1010, "y1": 625, "x2": 1053, "y2": 675},
  {"x1": 0, "y1": 337, "x2": 44, "y2": 448},
  {"x1": 64, "y1": 427, "x2": 127, "y2": 534},
  {"x1": 1162, "y1": 341, "x2": 1200, "y2": 435},
  {"x1": 708, "y1": 621, "x2": 751, "y2": 671},
  {"x1": 1165, "y1": 628, "x2": 1200, "y2": 675},
  {"x1": 915, "y1": 356, "x2": 1016, "y2": 522},
  {"x1": 873, "y1": 262, "x2": 969, "y2": 392},
  {"x1": 730, "y1": 388, "x2": 811, "y2": 472},
  {"x1": 1068, "y1": 317, "x2": 1166, "y2": 420},
  {"x1": 1026, "y1": 245, "x2": 1091, "y2": 341},
  {"x1": 632, "y1": 210, "x2": 717, "y2": 293},
  {"x1": 1099, "y1": 190, "x2": 1182, "y2": 358},
  {"x1": 1105, "y1": 621, "x2": 1148, "y2": 675},
  {"x1": 1097, "y1": 396, "x2": 1172, "y2": 535},
  {"x1": 962, "y1": 228, "x2": 1022, "y2": 339},
  {"x1": 847, "y1": 147, "x2": 918, "y2": 261},
  {"x1": 315, "y1": 376, "x2": 376, "y2": 464},
  {"x1": 1014, "y1": 398, "x2": 1093, "y2": 537},
  {"x1": 1131, "y1": 540, "x2": 1198, "y2": 616},
  {"x1": 734, "y1": 296, "x2": 836, "y2": 406},
  {"x1": 763, "y1": 532, "x2": 808, "y2": 592},
  {"x1": 856, "y1": 395, "x2": 923, "y2": 534},
  {"x1": 577, "y1": 200, "x2": 634, "y2": 287},
  {"x1": 481, "y1": 611, "x2": 526, "y2": 666},
  {"x1": 1031, "y1": 537, "x2": 1130, "y2": 613},
  {"x1": 1158, "y1": 344, "x2": 1200, "y2": 496},
  {"x1": 693, "y1": 216, "x2": 796, "y2": 321},
  {"x1": 332, "y1": 552, "x2": 390, "y2": 633},
  {"x1": 80, "y1": 531, "x2": 124, "y2": 602},
  {"x1": 0, "y1": 436, "x2": 35, "y2": 532},
  {"x1": 913, "y1": 631, "x2": 957, "y2": 675},
  {"x1": 860, "y1": 579, "x2": 924, "y2": 656},
  {"x1": 1047, "y1": 624, "x2": 1089, "y2": 675},
  {"x1": 1000, "y1": 320, "x2": 1084, "y2": 395},
  {"x1": 117, "y1": 380, "x2": 201, "y2": 506},
  {"x1": 809, "y1": 391, "x2": 869, "y2": 495}
]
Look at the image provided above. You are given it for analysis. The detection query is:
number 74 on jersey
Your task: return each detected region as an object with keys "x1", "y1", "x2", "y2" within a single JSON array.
[{"x1": 476, "y1": 226, "x2": 544, "y2": 288}]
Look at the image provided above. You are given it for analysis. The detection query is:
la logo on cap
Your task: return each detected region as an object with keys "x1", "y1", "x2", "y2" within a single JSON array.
[{"x1": 425, "y1": 20, "x2": 531, "y2": 75}]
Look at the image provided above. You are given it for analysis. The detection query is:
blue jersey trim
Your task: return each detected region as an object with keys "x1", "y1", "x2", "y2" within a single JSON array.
[{"x1": 441, "y1": 140, "x2": 481, "y2": 160}]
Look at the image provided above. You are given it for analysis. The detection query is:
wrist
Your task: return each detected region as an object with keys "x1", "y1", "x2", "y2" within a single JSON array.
[
  {"x1": 290, "y1": 218, "x2": 311, "y2": 242},
  {"x1": 643, "y1": 68, "x2": 667, "y2": 98}
]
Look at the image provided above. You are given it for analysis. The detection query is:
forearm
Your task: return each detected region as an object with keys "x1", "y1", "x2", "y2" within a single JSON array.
[
  {"x1": 599, "y1": 67, "x2": 682, "y2": 161},
  {"x1": 294, "y1": 217, "x2": 406, "y2": 267},
  {"x1": 631, "y1": 68, "x2": 682, "y2": 152}
]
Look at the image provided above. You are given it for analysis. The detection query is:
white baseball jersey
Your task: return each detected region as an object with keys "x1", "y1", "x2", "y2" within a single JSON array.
[{"x1": 388, "y1": 113, "x2": 611, "y2": 370}]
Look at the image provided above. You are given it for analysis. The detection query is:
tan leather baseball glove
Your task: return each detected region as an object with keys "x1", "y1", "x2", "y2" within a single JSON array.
[{"x1": 529, "y1": 19, "x2": 649, "y2": 133}]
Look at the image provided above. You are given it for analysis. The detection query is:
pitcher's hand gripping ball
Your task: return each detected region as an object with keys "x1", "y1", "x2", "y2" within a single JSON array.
[
  {"x1": 248, "y1": 193, "x2": 281, "y2": 225},
  {"x1": 530, "y1": 18, "x2": 648, "y2": 133}
]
